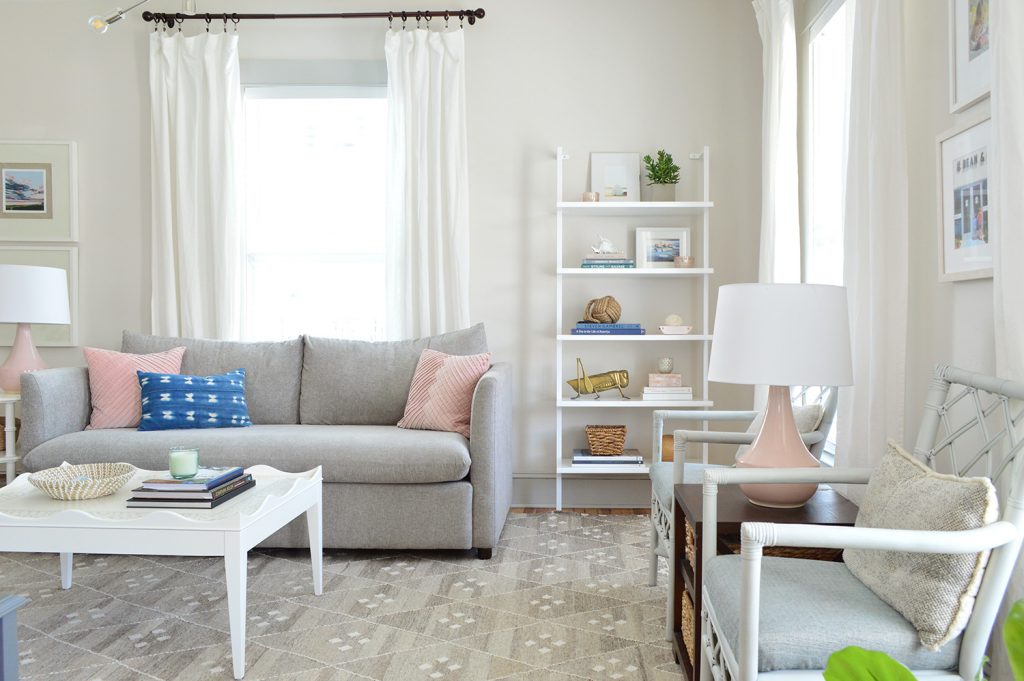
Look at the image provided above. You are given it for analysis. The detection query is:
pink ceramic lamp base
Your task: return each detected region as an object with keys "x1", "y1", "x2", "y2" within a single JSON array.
[
  {"x1": 0, "y1": 323, "x2": 47, "y2": 393},
  {"x1": 737, "y1": 384, "x2": 820, "y2": 508}
]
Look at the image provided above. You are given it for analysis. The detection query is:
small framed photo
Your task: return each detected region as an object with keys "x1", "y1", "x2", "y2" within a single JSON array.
[
  {"x1": 0, "y1": 141, "x2": 78, "y2": 241},
  {"x1": 0, "y1": 245, "x2": 78, "y2": 347},
  {"x1": 635, "y1": 227, "x2": 690, "y2": 269},
  {"x1": 590, "y1": 152, "x2": 640, "y2": 202},
  {"x1": 937, "y1": 115, "x2": 991, "y2": 281},
  {"x1": 949, "y1": 0, "x2": 990, "y2": 112}
]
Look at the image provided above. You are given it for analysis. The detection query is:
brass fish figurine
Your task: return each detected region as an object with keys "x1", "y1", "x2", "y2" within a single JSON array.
[{"x1": 567, "y1": 358, "x2": 630, "y2": 399}]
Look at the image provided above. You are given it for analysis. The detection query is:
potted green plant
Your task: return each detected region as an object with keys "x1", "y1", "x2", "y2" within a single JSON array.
[{"x1": 643, "y1": 150, "x2": 681, "y2": 202}]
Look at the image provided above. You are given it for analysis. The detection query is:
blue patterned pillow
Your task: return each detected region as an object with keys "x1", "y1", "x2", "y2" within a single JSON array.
[{"x1": 137, "y1": 369, "x2": 253, "y2": 431}]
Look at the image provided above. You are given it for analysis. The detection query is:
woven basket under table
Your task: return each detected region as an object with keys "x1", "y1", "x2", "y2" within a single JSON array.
[
  {"x1": 681, "y1": 590, "x2": 696, "y2": 665},
  {"x1": 585, "y1": 425, "x2": 627, "y2": 455}
]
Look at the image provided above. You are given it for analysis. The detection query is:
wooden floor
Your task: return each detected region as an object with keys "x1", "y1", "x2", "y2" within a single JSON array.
[{"x1": 511, "y1": 507, "x2": 649, "y2": 515}]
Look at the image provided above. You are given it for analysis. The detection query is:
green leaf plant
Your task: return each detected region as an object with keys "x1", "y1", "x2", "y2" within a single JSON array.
[
  {"x1": 1006, "y1": 600, "x2": 1024, "y2": 680},
  {"x1": 642, "y1": 149, "x2": 680, "y2": 186},
  {"x1": 824, "y1": 646, "x2": 917, "y2": 681}
]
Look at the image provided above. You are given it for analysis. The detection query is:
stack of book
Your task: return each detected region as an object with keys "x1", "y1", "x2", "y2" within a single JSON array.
[
  {"x1": 126, "y1": 466, "x2": 254, "y2": 509},
  {"x1": 643, "y1": 373, "x2": 693, "y2": 401},
  {"x1": 581, "y1": 252, "x2": 635, "y2": 268},
  {"x1": 571, "y1": 449, "x2": 644, "y2": 467},
  {"x1": 571, "y1": 322, "x2": 646, "y2": 335}
]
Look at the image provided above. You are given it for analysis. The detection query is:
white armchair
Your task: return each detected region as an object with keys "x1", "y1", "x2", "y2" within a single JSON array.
[
  {"x1": 647, "y1": 387, "x2": 837, "y2": 640},
  {"x1": 699, "y1": 365, "x2": 1024, "y2": 681}
]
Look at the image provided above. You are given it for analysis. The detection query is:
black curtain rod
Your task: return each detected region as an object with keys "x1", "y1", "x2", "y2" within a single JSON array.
[{"x1": 142, "y1": 8, "x2": 485, "y2": 29}]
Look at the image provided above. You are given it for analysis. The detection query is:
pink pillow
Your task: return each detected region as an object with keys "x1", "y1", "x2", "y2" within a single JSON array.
[
  {"x1": 83, "y1": 346, "x2": 186, "y2": 429},
  {"x1": 397, "y1": 349, "x2": 491, "y2": 438}
]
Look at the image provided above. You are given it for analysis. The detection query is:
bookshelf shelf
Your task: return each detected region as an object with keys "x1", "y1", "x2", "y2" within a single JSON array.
[{"x1": 553, "y1": 146, "x2": 714, "y2": 509}]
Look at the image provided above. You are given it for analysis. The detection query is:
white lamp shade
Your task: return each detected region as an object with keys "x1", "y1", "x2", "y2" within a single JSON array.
[
  {"x1": 708, "y1": 283, "x2": 853, "y2": 387},
  {"x1": 0, "y1": 265, "x2": 71, "y2": 325}
]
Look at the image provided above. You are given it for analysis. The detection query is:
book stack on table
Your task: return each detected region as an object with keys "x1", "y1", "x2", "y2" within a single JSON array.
[
  {"x1": 126, "y1": 466, "x2": 255, "y2": 509},
  {"x1": 580, "y1": 252, "x2": 635, "y2": 268},
  {"x1": 644, "y1": 373, "x2": 692, "y2": 401},
  {"x1": 571, "y1": 322, "x2": 646, "y2": 335},
  {"x1": 571, "y1": 449, "x2": 644, "y2": 468}
]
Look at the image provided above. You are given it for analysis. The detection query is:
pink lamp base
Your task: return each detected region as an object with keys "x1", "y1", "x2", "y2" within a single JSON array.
[
  {"x1": 737, "y1": 384, "x2": 820, "y2": 508},
  {"x1": 0, "y1": 323, "x2": 48, "y2": 393}
]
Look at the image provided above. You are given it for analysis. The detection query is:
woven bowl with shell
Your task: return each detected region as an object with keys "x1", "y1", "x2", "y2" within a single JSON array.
[{"x1": 29, "y1": 462, "x2": 137, "y2": 501}]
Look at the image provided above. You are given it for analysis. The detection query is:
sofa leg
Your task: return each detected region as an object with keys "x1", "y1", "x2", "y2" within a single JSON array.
[{"x1": 476, "y1": 548, "x2": 493, "y2": 560}]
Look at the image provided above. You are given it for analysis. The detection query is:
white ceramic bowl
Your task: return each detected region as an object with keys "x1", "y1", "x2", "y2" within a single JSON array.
[
  {"x1": 659, "y1": 325, "x2": 693, "y2": 335},
  {"x1": 29, "y1": 462, "x2": 137, "y2": 501}
]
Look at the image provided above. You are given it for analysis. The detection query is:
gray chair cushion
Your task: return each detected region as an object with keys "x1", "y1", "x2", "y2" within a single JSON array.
[
  {"x1": 122, "y1": 331, "x2": 303, "y2": 425},
  {"x1": 650, "y1": 461, "x2": 723, "y2": 506},
  {"x1": 22, "y1": 425, "x2": 471, "y2": 485},
  {"x1": 703, "y1": 555, "x2": 960, "y2": 672},
  {"x1": 299, "y1": 324, "x2": 488, "y2": 426}
]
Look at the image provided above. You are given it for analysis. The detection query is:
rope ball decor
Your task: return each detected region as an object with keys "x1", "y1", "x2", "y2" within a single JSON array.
[{"x1": 583, "y1": 295, "x2": 622, "y2": 324}]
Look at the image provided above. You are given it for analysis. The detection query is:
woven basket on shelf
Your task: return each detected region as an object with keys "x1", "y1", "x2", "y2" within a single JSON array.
[
  {"x1": 684, "y1": 518, "x2": 697, "y2": 574},
  {"x1": 585, "y1": 425, "x2": 626, "y2": 455},
  {"x1": 29, "y1": 462, "x2": 136, "y2": 501},
  {"x1": 681, "y1": 590, "x2": 696, "y2": 665}
]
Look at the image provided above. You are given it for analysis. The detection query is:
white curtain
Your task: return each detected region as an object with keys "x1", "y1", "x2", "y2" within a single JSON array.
[
  {"x1": 834, "y1": 0, "x2": 908, "y2": 497},
  {"x1": 753, "y1": 0, "x2": 801, "y2": 286},
  {"x1": 150, "y1": 33, "x2": 243, "y2": 340},
  {"x1": 384, "y1": 29, "x2": 471, "y2": 339},
  {"x1": 990, "y1": 0, "x2": 1024, "y2": 676}
]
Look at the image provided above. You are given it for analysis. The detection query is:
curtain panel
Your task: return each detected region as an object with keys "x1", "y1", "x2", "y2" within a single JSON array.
[
  {"x1": 150, "y1": 32, "x2": 243, "y2": 340},
  {"x1": 384, "y1": 29, "x2": 471, "y2": 339}
]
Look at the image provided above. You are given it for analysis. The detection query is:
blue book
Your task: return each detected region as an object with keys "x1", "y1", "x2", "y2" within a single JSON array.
[
  {"x1": 571, "y1": 328, "x2": 647, "y2": 335},
  {"x1": 575, "y1": 322, "x2": 642, "y2": 329},
  {"x1": 141, "y1": 466, "x2": 245, "y2": 492}
]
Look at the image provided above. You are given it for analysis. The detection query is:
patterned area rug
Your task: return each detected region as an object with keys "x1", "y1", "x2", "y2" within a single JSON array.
[{"x1": 2, "y1": 512, "x2": 682, "y2": 680}]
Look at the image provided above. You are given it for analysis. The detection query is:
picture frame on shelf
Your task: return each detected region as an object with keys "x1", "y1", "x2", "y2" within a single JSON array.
[
  {"x1": 937, "y1": 115, "x2": 991, "y2": 281},
  {"x1": 0, "y1": 141, "x2": 78, "y2": 242},
  {"x1": 0, "y1": 246, "x2": 78, "y2": 346},
  {"x1": 590, "y1": 152, "x2": 640, "y2": 202},
  {"x1": 948, "y1": 0, "x2": 990, "y2": 113},
  {"x1": 635, "y1": 227, "x2": 690, "y2": 269}
]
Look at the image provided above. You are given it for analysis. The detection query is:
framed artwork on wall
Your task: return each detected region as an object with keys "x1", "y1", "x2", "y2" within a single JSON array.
[
  {"x1": 0, "y1": 246, "x2": 78, "y2": 346},
  {"x1": 937, "y1": 115, "x2": 991, "y2": 282},
  {"x1": 948, "y1": 0, "x2": 991, "y2": 112},
  {"x1": 635, "y1": 227, "x2": 690, "y2": 269},
  {"x1": 590, "y1": 152, "x2": 640, "y2": 202},
  {"x1": 0, "y1": 141, "x2": 78, "y2": 242}
]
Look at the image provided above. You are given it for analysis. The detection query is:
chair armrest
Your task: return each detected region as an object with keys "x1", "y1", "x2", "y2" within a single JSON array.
[
  {"x1": 652, "y1": 409, "x2": 758, "y2": 462},
  {"x1": 741, "y1": 520, "x2": 1019, "y2": 554},
  {"x1": 469, "y1": 362, "x2": 513, "y2": 550},
  {"x1": 19, "y1": 367, "x2": 90, "y2": 457}
]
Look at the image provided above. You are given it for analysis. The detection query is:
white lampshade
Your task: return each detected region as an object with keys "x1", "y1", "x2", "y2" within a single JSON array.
[
  {"x1": 708, "y1": 283, "x2": 853, "y2": 387},
  {"x1": 0, "y1": 265, "x2": 71, "y2": 325}
]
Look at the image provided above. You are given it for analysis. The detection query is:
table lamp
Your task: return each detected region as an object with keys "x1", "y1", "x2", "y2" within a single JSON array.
[
  {"x1": 708, "y1": 283, "x2": 852, "y2": 507},
  {"x1": 0, "y1": 265, "x2": 71, "y2": 393}
]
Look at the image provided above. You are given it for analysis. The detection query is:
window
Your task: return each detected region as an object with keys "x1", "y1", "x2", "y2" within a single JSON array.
[
  {"x1": 242, "y1": 86, "x2": 388, "y2": 342},
  {"x1": 804, "y1": 1, "x2": 854, "y2": 462},
  {"x1": 805, "y1": 2, "x2": 851, "y2": 287}
]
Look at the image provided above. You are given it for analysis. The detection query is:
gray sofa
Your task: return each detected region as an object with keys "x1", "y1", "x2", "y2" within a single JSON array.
[{"x1": 18, "y1": 325, "x2": 512, "y2": 557}]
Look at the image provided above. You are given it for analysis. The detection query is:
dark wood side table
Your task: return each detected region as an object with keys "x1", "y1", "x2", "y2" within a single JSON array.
[{"x1": 670, "y1": 484, "x2": 860, "y2": 680}]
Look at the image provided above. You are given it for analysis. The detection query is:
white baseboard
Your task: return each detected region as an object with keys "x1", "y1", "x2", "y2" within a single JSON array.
[{"x1": 512, "y1": 476, "x2": 651, "y2": 509}]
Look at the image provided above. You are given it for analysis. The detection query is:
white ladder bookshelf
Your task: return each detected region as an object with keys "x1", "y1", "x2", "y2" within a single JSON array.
[{"x1": 553, "y1": 146, "x2": 714, "y2": 510}]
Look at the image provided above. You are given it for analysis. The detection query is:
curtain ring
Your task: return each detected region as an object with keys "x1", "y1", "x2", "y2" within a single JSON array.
[
  {"x1": 175, "y1": 12, "x2": 183, "y2": 31},
  {"x1": 232, "y1": 14, "x2": 239, "y2": 31},
  {"x1": 222, "y1": 13, "x2": 228, "y2": 32},
  {"x1": 415, "y1": 11, "x2": 421, "y2": 28},
  {"x1": 205, "y1": 14, "x2": 211, "y2": 32},
  {"x1": 444, "y1": 10, "x2": 450, "y2": 29},
  {"x1": 388, "y1": 12, "x2": 393, "y2": 29},
  {"x1": 401, "y1": 11, "x2": 407, "y2": 30}
]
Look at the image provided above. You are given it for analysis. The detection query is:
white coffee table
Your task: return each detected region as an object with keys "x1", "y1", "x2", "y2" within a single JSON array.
[{"x1": 0, "y1": 464, "x2": 323, "y2": 680}]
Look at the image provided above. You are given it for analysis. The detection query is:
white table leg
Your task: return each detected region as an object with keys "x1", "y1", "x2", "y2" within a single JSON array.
[
  {"x1": 224, "y1": 536, "x2": 247, "y2": 680},
  {"x1": 4, "y1": 403, "x2": 14, "y2": 484},
  {"x1": 306, "y1": 499, "x2": 323, "y2": 596},
  {"x1": 59, "y1": 552, "x2": 73, "y2": 589}
]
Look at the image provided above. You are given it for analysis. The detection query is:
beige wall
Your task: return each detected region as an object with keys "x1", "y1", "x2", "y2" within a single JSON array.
[{"x1": 0, "y1": 0, "x2": 763, "y2": 506}]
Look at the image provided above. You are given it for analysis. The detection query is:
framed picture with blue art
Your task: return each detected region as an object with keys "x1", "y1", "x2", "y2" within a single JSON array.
[
  {"x1": 635, "y1": 227, "x2": 690, "y2": 269},
  {"x1": 0, "y1": 141, "x2": 77, "y2": 241},
  {"x1": 949, "y1": 0, "x2": 990, "y2": 112},
  {"x1": 938, "y1": 115, "x2": 991, "y2": 282}
]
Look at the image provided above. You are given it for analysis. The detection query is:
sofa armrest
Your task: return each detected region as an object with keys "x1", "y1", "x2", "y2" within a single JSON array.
[
  {"x1": 469, "y1": 362, "x2": 513, "y2": 550},
  {"x1": 19, "y1": 367, "x2": 90, "y2": 456}
]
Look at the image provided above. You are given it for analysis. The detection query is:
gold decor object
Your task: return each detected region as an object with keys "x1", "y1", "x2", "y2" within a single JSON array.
[
  {"x1": 566, "y1": 358, "x2": 629, "y2": 399},
  {"x1": 583, "y1": 295, "x2": 622, "y2": 323},
  {"x1": 585, "y1": 425, "x2": 627, "y2": 455},
  {"x1": 29, "y1": 462, "x2": 136, "y2": 501}
]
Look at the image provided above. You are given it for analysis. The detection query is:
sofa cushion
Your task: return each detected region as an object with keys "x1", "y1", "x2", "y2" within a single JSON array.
[
  {"x1": 138, "y1": 369, "x2": 253, "y2": 431},
  {"x1": 703, "y1": 555, "x2": 960, "y2": 672},
  {"x1": 300, "y1": 323, "x2": 488, "y2": 426},
  {"x1": 398, "y1": 349, "x2": 491, "y2": 437},
  {"x1": 83, "y1": 346, "x2": 185, "y2": 429},
  {"x1": 122, "y1": 331, "x2": 303, "y2": 425},
  {"x1": 21, "y1": 424, "x2": 471, "y2": 485}
]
